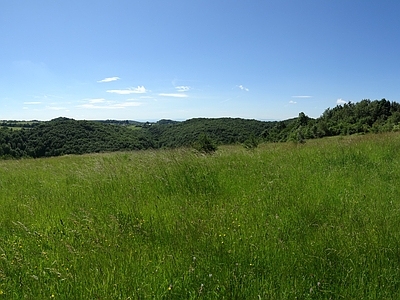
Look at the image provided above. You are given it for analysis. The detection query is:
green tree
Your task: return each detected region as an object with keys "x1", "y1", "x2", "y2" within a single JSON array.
[
  {"x1": 243, "y1": 133, "x2": 259, "y2": 149},
  {"x1": 193, "y1": 133, "x2": 217, "y2": 153}
]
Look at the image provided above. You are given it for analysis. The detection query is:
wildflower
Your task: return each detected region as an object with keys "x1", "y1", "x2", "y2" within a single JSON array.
[{"x1": 168, "y1": 284, "x2": 172, "y2": 291}]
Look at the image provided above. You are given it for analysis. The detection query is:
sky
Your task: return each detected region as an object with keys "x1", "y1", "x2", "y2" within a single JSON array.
[{"x1": 1, "y1": 1, "x2": 400, "y2": 121}]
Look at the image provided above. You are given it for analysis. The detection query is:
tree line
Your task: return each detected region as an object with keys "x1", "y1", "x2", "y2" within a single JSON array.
[
  {"x1": 263, "y1": 98, "x2": 400, "y2": 143},
  {"x1": 0, "y1": 99, "x2": 399, "y2": 159}
]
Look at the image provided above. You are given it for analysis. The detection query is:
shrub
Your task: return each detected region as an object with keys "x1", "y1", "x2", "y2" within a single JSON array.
[
  {"x1": 193, "y1": 133, "x2": 217, "y2": 153},
  {"x1": 243, "y1": 133, "x2": 259, "y2": 149}
]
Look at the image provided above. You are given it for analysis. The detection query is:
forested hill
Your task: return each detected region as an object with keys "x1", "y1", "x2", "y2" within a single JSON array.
[
  {"x1": 1, "y1": 98, "x2": 399, "y2": 159},
  {"x1": 0, "y1": 117, "x2": 276, "y2": 158},
  {"x1": 148, "y1": 117, "x2": 278, "y2": 148},
  {"x1": 0, "y1": 118, "x2": 155, "y2": 158},
  {"x1": 269, "y1": 98, "x2": 400, "y2": 142}
]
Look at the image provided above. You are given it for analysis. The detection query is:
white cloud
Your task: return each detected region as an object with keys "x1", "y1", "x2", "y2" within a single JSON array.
[
  {"x1": 88, "y1": 98, "x2": 106, "y2": 104},
  {"x1": 23, "y1": 101, "x2": 41, "y2": 105},
  {"x1": 289, "y1": 100, "x2": 297, "y2": 104},
  {"x1": 158, "y1": 93, "x2": 188, "y2": 98},
  {"x1": 107, "y1": 86, "x2": 147, "y2": 94},
  {"x1": 336, "y1": 98, "x2": 347, "y2": 105},
  {"x1": 33, "y1": 94, "x2": 64, "y2": 100},
  {"x1": 238, "y1": 85, "x2": 249, "y2": 92},
  {"x1": 46, "y1": 106, "x2": 67, "y2": 110},
  {"x1": 97, "y1": 76, "x2": 120, "y2": 83},
  {"x1": 77, "y1": 101, "x2": 142, "y2": 109},
  {"x1": 78, "y1": 104, "x2": 104, "y2": 109},
  {"x1": 113, "y1": 102, "x2": 142, "y2": 108},
  {"x1": 175, "y1": 86, "x2": 190, "y2": 92},
  {"x1": 292, "y1": 95, "x2": 312, "y2": 98}
]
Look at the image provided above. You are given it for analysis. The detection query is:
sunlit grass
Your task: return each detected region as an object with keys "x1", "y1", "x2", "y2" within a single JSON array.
[{"x1": 1, "y1": 133, "x2": 400, "y2": 298}]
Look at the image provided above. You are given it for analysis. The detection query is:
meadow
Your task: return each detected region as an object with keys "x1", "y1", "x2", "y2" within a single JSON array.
[{"x1": 1, "y1": 133, "x2": 400, "y2": 299}]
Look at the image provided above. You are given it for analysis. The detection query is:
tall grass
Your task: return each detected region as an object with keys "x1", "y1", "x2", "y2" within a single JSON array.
[{"x1": 1, "y1": 133, "x2": 400, "y2": 299}]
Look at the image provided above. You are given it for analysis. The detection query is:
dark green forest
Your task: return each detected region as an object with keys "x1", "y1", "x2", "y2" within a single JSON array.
[{"x1": 1, "y1": 99, "x2": 399, "y2": 159}]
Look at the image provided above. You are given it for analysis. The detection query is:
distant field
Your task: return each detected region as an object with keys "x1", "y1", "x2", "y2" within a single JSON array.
[
  {"x1": 126, "y1": 125, "x2": 143, "y2": 130},
  {"x1": 1, "y1": 133, "x2": 400, "y2": 299},
  {"x1": 3, "y1": 127, "x2": 23, "y2": 131},
  {"x1": 0, "y1": 121, "x2": 39, "y2": 131}
]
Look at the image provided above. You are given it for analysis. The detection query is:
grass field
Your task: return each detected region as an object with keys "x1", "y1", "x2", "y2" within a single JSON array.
[{"x1": 1, "y1": 133, "x2": 400, "y2": 299}]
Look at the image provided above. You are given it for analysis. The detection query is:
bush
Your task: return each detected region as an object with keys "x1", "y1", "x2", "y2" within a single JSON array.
[
  {"x1": 243, "y1": 134, "x2": 259, "y2": 149},
  {"x1": 193, "y1": 133, "x2": 217, "y2": 153}
]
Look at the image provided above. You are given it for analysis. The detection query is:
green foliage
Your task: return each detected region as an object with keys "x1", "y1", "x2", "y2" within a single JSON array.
[
  {"x1": 147, "y1": 117, "x2": 275, "y2": 148},
  {"x1": 317, "y1": 98, "x2": 399, "y2": 136},
  {"x1": 265, "y1": 99, "x2": 400, "y2": 143},
  {"x1": 193, "y1": 133, "x2": 218, "y2": 153},
  {"x1": 2, "y1": 98, "x2": 400, "y2": 159},
  {"x1": 0, "y1": 117, "x2": 275, "y2": 159},
  {"x1": 0, "y1": 118, "x2": 155, "y2": 159},
  {"x1": 243, "y1": 133, "x2": 259, "y2": 149}
]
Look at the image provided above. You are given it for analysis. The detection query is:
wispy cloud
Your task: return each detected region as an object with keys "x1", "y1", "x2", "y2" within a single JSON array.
[
  {"x1": 158, "y1": 93, "x2": 188, "y2": 98},
  {"x1": 107, "y1": 86, "x2": 147, "y2": 94},
  {"x1": 292, "y1": 95, "x2": 312, "y2": 98},
  {"x1": 336, "y1": 98, "x2": 347, "y2": 105},
  {"x1": 175, "y1": 86, "x2": 190, "y2": 92},
  {"x1": 238, "y1": 85, "x2": 249, "y2": 92},
  {"x1": 78, "y1": 100, "x2": 142, "y2": 109},
  {"x1": 33, "y1": 94, "x2": 64, "y2": 100},
  {"x1": 23, "y1": 101, "x2": 42, "y2": 105},
  {"x1": 46, "y1": 106, "x2": 67, "y2": 111},
  {"x1": 289, "y1": 100, "x2": 297, "y2": 104},
  {"x1": 78, "y1": 104, "x2": 107, "y2": 109},
  {"x1": 97, "y1": 76, "x2": 120, "y2": 83},
  {"x1": 88, "y1": 98, "x2": 106, "y2": 104},
  {"x1": 113, "y1": 102, "x2": 142, "y2": 108}
]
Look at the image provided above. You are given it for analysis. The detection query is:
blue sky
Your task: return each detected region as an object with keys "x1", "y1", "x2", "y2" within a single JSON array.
[{"x1": 1, "y1": 1, "x2": 400, "y2": 121}]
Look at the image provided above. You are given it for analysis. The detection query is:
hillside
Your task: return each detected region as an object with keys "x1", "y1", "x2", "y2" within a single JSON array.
[
  {"x1": 0, "y1": 117, "x2": 279, "y2": 158},
  {"x1": 147, "y1": 117, "x2": 278, "y2": 148},
  {"x1": 263, "y1": 98, "x2": 400, "y2": 142},
  {"x1": 2, "y1": 133, "x2": 400, "y2": 298},
  {"x1": 0, "y1": 117, "x2": 154, "y2": 158},
  {"x1": 1, "y1": 98, "x2": 400, "y2": 159}
]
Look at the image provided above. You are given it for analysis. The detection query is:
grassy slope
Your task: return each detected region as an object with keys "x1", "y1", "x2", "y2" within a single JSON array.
[{"x1": 1, "y1": 133, "x2": 400, "y2": 299}]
